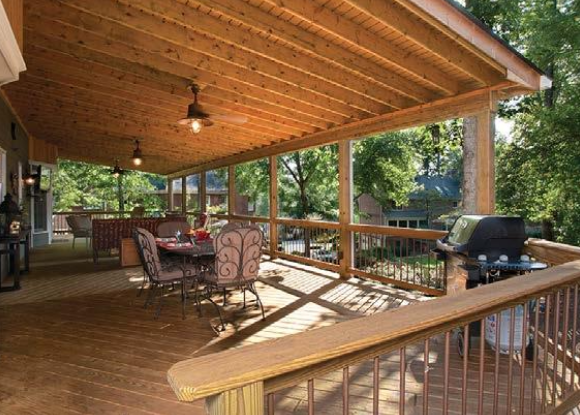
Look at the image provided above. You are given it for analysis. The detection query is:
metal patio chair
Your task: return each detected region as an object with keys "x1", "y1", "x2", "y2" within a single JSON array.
[
  {"x1": 133, "y1": 227, "x2": 200, "y2": 319},
  {"x1": 204, "y1": 224, "x2": 265, "y2": 332}
]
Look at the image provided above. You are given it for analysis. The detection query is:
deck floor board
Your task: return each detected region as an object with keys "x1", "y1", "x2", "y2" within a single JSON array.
[{"x1": 0, "y1": 241, "x2": 426, "y2": 414}]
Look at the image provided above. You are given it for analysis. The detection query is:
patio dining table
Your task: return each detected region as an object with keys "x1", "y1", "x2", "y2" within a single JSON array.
[{"x1": 154, "y1": 237, "x2": 216, "y2": 317}]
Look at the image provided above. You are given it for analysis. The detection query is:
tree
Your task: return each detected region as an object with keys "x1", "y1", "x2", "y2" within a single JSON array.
[
  {"x1": 353, "y1": 131, "x2": 417, "y2": 208},
  {"x1": 235, "y1": 159, "x2": 270, "y2": 216},
  {"x1": 467, "y1": 0, "x2": 580, "y2": 243},
  {"x1": 53, "y1": 160, "x2": 167, "y2": 212},
  {"x1": 278, "y1": 145, "x2": 339, "y2": 220}
]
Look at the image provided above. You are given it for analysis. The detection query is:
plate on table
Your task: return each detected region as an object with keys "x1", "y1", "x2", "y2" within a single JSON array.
[{"x1": 155, "y1": 237, "x2": 177, "y2": 243}]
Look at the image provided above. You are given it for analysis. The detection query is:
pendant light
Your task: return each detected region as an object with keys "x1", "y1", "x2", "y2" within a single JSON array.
[{"x1": 131, "y1": 140, "x2": 143, "y2": 166}]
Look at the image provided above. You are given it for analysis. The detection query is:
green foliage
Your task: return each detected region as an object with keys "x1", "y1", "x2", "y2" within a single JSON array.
[
  {"x1": 53, "y1": 160, "x2": 167, "y2": 212},
  {"x1": 353, "y1": 131, "x2": 417, "y2": 207},
  {"x1": 278, "y1": 145, "x2": 339, "y2": 220},
  {"x1": 467, "y1": 0, "x2": 580, "y2": 243},
  {"x1": 235, "y1": 159, "x2": 269, "y2": 216}
]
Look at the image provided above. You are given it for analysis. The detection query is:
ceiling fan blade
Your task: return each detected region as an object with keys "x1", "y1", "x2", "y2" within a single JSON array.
[{"x1": 209, "y1": 113, "x2": 248, "y2": 125}]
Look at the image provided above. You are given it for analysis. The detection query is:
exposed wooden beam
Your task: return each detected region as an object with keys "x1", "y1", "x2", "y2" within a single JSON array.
[
  {"x1": 23, "y1": 27, "x2": 336, "y2": 132},
  {"x1": 9, "y1": 50, "x2": 314, "y2": 136},
  {"x1": 169, "y1": 86, "x2": 508, "y2": 178},
  {"x1": 402, "y1": 0, "x2": 547, "y2": 90},
  {"x1": 107, "y1": 0, "x2": 417, "y2": 110},
  {"x1": 28, "y1": 1, "x2": 365, "y2": 124},
  {"x1": 261, "y1": 0, "x2": 460, "y2": 95},
  {"x1": 9, "y1": 79, "x2": 281, "y2": 145},
  {"x1": 181, "y1": 0, "x2": 438, "y2": 103},
  {"x1": 345, "y1": 0, "x2": 506, "y2": 85}
]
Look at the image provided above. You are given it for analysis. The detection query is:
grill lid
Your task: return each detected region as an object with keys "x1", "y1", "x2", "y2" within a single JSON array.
[{"x1": 439, "y1": 215, "x2": 527, "y2": 261}]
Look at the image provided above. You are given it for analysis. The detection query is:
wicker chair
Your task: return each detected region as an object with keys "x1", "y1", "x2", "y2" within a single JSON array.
[
  {"x1": 204, "y1": 225, "x2": 265, "y2": 331},
  {"x1": 65, "y1": 215, "x2": 92, "y2": 249},
  {"x1": 133, "y1": 227, "x2": 200, "y2": 319}
]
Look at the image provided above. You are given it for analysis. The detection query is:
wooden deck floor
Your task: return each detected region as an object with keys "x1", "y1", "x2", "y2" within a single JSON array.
[{"x1": 0, "y1": 240, "x2": 426, "y2": 414}]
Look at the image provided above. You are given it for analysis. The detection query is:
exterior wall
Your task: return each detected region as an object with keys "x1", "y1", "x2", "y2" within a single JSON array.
[
  {"x1": 0, "y1": 92, "x2": 30, "y2": 281},
  {"x1": 0, "y1": 94, "x2": 29, "y2": 199},
  {"x1": 357, "y1": 193, "x2": 383, "y2": 225}
]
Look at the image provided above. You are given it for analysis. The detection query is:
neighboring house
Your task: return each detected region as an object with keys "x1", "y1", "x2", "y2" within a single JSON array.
[{"x1": 357, "y1": 175, "x2": 461, "y2": 229}]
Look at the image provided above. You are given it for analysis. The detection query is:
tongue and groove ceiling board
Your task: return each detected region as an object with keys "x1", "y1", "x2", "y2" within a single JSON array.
[{"x1": 1, "y1": 0, "x2": 546, "y2": 175}]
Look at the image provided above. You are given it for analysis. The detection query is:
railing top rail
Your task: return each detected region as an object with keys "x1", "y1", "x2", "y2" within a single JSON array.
[
  {"x1": 228, "y1": 214, "x2": 270, "y2": 223},
  {"x1": 347, "y1": 223, "x2": 447, "y2": 239},
  {"x1": 526, "y1": 238, "x2": 580, "y2": 265},
  {"x1": 167, "y1": 260, "x2": 580, "y2": 402}
]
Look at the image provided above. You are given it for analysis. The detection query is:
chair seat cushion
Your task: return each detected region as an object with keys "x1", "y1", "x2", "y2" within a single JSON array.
[{"x1": 158, "y1": 264, "x2": 200, "y2": 281}]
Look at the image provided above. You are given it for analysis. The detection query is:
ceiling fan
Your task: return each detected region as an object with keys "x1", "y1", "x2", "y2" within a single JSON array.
[{"x1": 178, "y1": 83, "x2": 248, "y2": 134}]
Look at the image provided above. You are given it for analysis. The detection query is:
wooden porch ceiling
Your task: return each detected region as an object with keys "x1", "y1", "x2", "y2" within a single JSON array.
[{"x1": 2, "y1": 0, "x2": 548, "y2": 175}]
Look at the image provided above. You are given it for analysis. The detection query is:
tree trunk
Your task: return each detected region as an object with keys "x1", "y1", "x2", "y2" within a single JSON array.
[{"x1": 541, "y1": 219, "x2": 555, "y2": 241}]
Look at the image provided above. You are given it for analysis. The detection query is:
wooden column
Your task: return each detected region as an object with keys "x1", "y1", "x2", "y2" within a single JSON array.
[
  {"x1": 269, "y1": 155, "x2": 278, "y2": 259},
  {"x1": 228, "y1": 165, "x2": 236, "y2": 216},
  {"x1": 181, "y1": 176, "x2": 187, "y2": 214},
  {"x1": 200, "y1": 171, "x2": 207, "y2": 213},
  {"x1": 338, "y1": 140, "x2": 353, "y2": 279},
  {"x1": 462, "y1": 94, "x2": 497, "y2": 214},
  {"x1": 167, "y1": 177, "x2": 174, "y2": 211},
  {"x1": 205, "y1": 382, "x2": 264, "y2": 415}
]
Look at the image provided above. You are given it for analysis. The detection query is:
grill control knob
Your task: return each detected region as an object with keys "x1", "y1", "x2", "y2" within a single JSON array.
[
  {"x1": 499, "y1": 254, "x2": 509, "y2": 262},
  {"x1": 521, "y1": 254, "x2": 530, "y2": 262},
  {"x1": 478, "y1": 254, "x2": 487, "y2": 262}
]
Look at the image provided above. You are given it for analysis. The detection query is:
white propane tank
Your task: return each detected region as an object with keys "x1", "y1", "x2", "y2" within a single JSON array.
[{"x1": 485, "y1": 305, "x2": 529, "y2": 353}]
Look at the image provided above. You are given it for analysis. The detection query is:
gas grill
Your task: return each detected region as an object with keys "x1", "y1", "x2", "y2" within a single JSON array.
[
  {"x1": 435, "y1": 215, "x2": 545, "y2": 288},
  {"x1": 435, "y1": 215, "x2": 547, "y2": 357}
]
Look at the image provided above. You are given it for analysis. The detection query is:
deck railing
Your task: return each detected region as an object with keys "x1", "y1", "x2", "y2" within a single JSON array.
[
  {"x1": 52, "y1": 210, "x2": 165, "y2": 234},
  {"x1": 198, "y1": 214, "x2": 446, "y2": 294},
  {"x1": 348, "y1": 224, "x2": 447, "y2": 296},
  {"x1": 167, "y1": 240, "x2": 580, "y2": 415}
]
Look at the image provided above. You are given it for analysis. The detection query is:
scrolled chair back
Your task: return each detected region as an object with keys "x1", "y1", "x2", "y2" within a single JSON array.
[
  {"x1": 213, "y1": 225, "x2": 263, "y2": 285},
  {"x1": 133, "y1": 227, "x2": 162, "y2": 282}
]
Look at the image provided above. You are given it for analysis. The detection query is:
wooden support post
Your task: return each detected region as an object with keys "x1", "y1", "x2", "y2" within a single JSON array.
[
  {"x1": 462, "y1": 93, "x2": 497, "y2": 214},
  {"x1": 205, "y1": 382, "x2": 264, "y2": 415},
  {"x1": 200, "y1": 171, "x2": 207, "y2": 213},
  {"x1": 181, "y1": 175, "x2": 187, "y2": 214},
  {"x1": 269, "y1": 156, "x2": 278, "y2": 259},
  {"x1": 339, "y1": 140, "x2": 353, "y2": 279},
  {"x1": 228, "y1": 165, "x2": 236, "y2": 216},
  {"x1": 167, "y1": 177, "x2": 174, "y2": 212}
]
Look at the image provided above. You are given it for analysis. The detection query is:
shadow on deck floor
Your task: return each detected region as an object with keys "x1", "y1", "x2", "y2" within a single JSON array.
[{"x1": 0, "y1": 239, "x2": 425, "y2": 414}]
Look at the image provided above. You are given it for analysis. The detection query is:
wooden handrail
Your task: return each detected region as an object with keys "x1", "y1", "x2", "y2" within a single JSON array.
[
  {"x1": 347, "y1": 223, "x2": 447, "y2": 239},
  {"x1": 167, "y1": 260, "x2": 580, "y2": 402},
  {"x1": 526, "y1": 238, "x2": 580, "y2": 265},
  {"x1": 228, "y1": 214, "x2": 269, "y2": 223}
]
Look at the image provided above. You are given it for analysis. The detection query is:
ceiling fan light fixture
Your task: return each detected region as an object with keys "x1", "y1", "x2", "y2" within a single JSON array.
[
  {"x1": 178, "y1": 84, "x2": 216, "y2": 134},
  {"x1": 131, "y1": 140, "x2": 143, "y2": 166}
]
